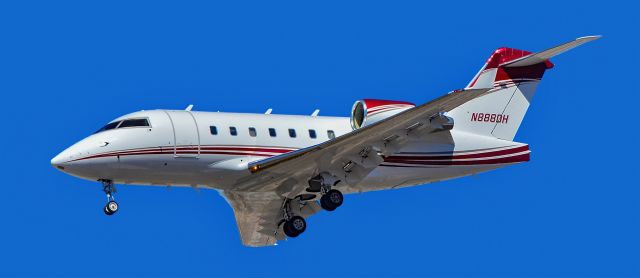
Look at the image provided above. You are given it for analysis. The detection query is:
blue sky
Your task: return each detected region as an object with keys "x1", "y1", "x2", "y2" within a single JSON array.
[{"x1": 1, "y1": 1, "x2": 638, "y2": 277}]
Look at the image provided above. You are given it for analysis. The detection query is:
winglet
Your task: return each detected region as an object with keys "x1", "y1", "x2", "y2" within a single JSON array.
[
  {"x1": 502, "y1": 36, "x2": 601, "y2": 68},
  {"x1": 185, "y1": 104, "x2": 194, "y2": 111}
]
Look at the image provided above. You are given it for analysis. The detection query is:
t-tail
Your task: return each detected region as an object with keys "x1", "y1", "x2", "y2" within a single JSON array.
[{"x1": 449, "y1": 36, "x2": 600, "y2": 141}]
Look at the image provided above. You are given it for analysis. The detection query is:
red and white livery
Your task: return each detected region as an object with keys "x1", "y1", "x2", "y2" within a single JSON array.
[{"x1": 51, "y1": 36, "x2": 599, "y2": 247}]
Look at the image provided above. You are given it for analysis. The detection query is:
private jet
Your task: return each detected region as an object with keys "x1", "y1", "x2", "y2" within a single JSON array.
[{"x1": 51, "y1": 36, "x2": 599, "y2": 247}]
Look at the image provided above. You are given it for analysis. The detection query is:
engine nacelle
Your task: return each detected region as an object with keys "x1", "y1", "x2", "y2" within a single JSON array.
[{"x1": 350, "y1": 99, "x2": 416, "y2": 130}]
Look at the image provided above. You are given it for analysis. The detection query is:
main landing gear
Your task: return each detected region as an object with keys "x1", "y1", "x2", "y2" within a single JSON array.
[
  {"x1": 283, "y1": 215, "x2": 306, "y2": 238},
  {"x1": 280, "y1": 188, "x2": 345, "y2": 239},
  {"x1": 101, "y1": 179, "x2": 119, "y2": 216},
  {"x1": 280, "y1": 198, "x2": 308, "y2": 238},
  {"x1": 320, "y1": 189, "x2": 343, "y2": 211},
  {"x1": 308, "y1": 173, "x2": 345, "y2": 212}
]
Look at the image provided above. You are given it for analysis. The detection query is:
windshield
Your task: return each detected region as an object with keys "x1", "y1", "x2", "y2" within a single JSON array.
[
  {"x1": 95, "y1": 121, "x2": 121, "y2": 134},
  {"x1": 94, "y1": 118, "x2": 150, "y2": 134},
  {"x1": 119, "y1": 118, "x2": 150, "y2": 128}
]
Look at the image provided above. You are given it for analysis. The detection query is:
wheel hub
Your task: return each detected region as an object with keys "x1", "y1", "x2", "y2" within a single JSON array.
[
  {"x1": 293, "y1": 219, "x2": 305, "y2": 230},
  {"x1": 108, "y1": 202, "x2": 118, "y2": 211},
  {"x1": 329, "y1": 192, "x2": 341, "y2": 204}
]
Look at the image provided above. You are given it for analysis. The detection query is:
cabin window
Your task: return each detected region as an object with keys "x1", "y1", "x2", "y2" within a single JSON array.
[
  {"x1": 289, "y1": 129, "x2": 297, "y2": 138},
  {"x1": 269, "y1": 128, "x2": 277, "y2": 137},
  {"x1": 309, "y1": 129, "x2": 317, "y2": 139},
  {"x1": 229, "y1": 126, "x2": 238, "y2": 136},
  {"x1": 249, "y1": 127, "x2": 257, "y2": 137},
  {"x1": 327, "y1": 130, "x2": 336, "y2": 139},
  {"x1": 210, "y1": 126, "x2": 218, "y2": 135},
  {"x1": 119, "y1": 118, "x2": 150, "y2": 128}
]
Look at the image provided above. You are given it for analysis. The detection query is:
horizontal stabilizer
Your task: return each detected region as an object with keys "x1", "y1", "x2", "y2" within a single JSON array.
[{"x1": 502, "y1": 36, "x2": 601, "y2": 68}]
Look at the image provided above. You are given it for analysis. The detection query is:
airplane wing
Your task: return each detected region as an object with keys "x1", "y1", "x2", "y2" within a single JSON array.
[
  {"x1": 222, "y1": 190, "x2": 323, "y2": 247},
  {"x1": 224, "y1": 88, "x2": 491, "y2": 246},
  {"x1": 221, "y1": 191, "x2": 283, "y2": 247},
  {"x1": 235, "y1": 88, "x2": 490, "y2": 192}
]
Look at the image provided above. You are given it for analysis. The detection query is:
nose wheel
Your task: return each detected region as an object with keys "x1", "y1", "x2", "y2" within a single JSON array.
[
  {"x1": 103, "y1": 200, "x2": 119, "y2": 215},
  {"x1": 101, "y1": 180, "x2": 119, "y2": 216}
]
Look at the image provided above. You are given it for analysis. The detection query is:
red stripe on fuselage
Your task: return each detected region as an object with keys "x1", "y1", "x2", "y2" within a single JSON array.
[
  {"x1": 69, "y1": 145, "x2": 531, "y2": 167},
  {"x1": 385, "y1": 145, "x2": 529, "y2": 161},
  {"x1": 70, "y1": 145, "x2": 297, "y2": 162},
  {"x1": 382, "y1": 153, "x2": 530, "y2": 166}
]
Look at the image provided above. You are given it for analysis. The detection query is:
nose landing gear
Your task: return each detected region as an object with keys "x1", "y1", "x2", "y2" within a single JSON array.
[
  {"x1": 104, "y1": 200, "x2": 118, "y2": 216},
  {"x1": 100, "y1": 179, "x2": 119, "y2": 216}
]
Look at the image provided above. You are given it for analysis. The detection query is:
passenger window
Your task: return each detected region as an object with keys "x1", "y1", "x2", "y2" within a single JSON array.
[
  {"x1": 119, "y1": 118, "x2": 150, "y2": 128},
  {"x1": 210, "y1": 126, "x2": 218, "y2": 135},
  {"x1": 249, "y1": 127, "x2": 257, "y2": 137},
  {"x1": 269, "y1": 128, "x2": 277, "y2": 137},
  {"x1": 327, "y1": 130, "x2": 336, "y2": 139},
  {"x1": 309, "y1": 129, "x2": 317, "y2": 139},
  {"x1": 289, "y1": 129, "x2": 297, "y2": 138},
  {"x1": 229, "y1": 127, "x2": 238, "y2": 136}
]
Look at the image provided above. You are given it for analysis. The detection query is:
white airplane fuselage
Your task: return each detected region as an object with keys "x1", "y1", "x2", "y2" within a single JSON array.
[{"x1": 51, "y1": 109, "x2": 529, "y2": 194}]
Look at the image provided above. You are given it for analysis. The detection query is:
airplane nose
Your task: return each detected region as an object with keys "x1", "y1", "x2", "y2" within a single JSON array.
[
  {"x1": 51, "y1": 137, "x2": 102, "y2": 180},
  {"x1": 51, "y1": 152, "x2": 68, "y2": 170}
]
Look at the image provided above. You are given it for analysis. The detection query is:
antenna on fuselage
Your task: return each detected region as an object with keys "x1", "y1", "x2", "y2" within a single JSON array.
[
  {"x1": 265, "y1": 108, "x2": 273, "y2": 114},
  {"x1": 311, "y1": 109, "x2": 320, "y2": 117},
  {"x1": 185, "y1": 104, "x2": 194, "y2": 111}
]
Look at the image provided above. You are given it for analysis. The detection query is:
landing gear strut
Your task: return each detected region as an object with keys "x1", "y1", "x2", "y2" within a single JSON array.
[{"x1": 101, "y1": 179, "x2": 119, "y2": 216}]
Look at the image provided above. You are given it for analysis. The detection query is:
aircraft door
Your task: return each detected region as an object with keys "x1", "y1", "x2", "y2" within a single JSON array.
[{"x1": 164, "y1": 111, "x2": 201, "y2": 158}]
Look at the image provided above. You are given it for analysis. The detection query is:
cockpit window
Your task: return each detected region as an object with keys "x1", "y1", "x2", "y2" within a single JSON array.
[
  {"x1": 119, "y1": 118, "x2": 150, "y2": 128},
  {"x1": 94, "y1": 118, "x2": 150, "y2": 134},
  {"x1": 95, "y1": 121, "x2": 121, "y2": 133}
]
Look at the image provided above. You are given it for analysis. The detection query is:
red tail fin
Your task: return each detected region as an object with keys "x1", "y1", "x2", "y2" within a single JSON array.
[
  {"x1": 466, "y1": 36, "x2": 600, "y2": 90},
  {"x1": 467, "y1": 47, "x2": 553, "y2": 89}
]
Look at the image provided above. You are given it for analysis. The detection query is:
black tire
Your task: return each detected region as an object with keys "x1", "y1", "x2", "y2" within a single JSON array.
[
  {"x1": 104, "y1": 201, "x2": 118, "y2": 216},
  {"x1": 283, "y1": 221, "x2": 295, "y2": 237},
  {"x1": 320, "y1": 195, "x2": 335, "y2": 211},
  {"x1": 103, "y1": 205, "x2": 114, "y2": 216},
  {"x1": 320, "y1": 189, "x2": 343, "y2": 211},
  {"x1": 107, "y1": 201, "x2": 119, "y2": 213},
  {"x1": 283, "y1": 216, "x2": 306, "y2": 238}
]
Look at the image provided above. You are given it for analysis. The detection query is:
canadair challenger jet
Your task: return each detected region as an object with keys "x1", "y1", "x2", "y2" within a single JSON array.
[{"x1": 51, "y1": 36, "x2": 599, "y2": 247}]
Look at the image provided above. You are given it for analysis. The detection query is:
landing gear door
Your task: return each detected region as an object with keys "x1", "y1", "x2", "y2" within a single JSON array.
[{"x1": 165, "y1": 111, "x2": 200, "y2": 158}]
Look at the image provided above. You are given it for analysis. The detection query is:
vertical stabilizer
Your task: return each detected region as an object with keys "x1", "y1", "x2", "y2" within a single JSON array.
[{"x1": 449, "y1": 36, "x2": 600, "y2": 140}]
